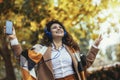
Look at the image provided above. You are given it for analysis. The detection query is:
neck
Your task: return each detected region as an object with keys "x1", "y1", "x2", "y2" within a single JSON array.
[{"x1": 53, "y1": 39, "x2": 62, "y2": 49}]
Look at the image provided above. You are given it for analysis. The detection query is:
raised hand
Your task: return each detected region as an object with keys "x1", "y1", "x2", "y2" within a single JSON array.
[
  {"x1": 94, "y1": 34, "x2": 103, "y2": 47},
  {"x1": 4, "y1": 26, "x2": 17, "y2": 40}
]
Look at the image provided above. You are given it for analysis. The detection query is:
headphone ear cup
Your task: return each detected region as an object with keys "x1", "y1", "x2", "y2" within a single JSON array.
[
  {"x1": 64, "y1": 31, "x2": 67, "y2": 36},
  {"x1": 44, "y1": 28, "x2": 52, "y2": 39}
]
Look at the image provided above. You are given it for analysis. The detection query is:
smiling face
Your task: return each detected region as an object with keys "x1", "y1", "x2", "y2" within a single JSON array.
[{"x1": 50, "y1": 23, "x2": 64, "y2": 39}]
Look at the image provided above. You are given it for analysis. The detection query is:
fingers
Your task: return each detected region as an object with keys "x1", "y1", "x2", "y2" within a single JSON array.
[
  {"x1": 4, "y1": 26, "x2": 6, "y2": 29},
  {"x1": 4, "y1": 25, "x2": 16, "y2": 36},
  {"x1": 12, "y1": 26, "x2": 16, "y2": 35},
  {"x1": 99, "y1": 35, "x2": 102, "y2": 40},
  {"x1": 98, "y1": 34, "x2": 103, "y2": 41},
  {"x1": 94, "y1": 34, "x2": 103, "y2": 46},
  {"x1": 3, "y1": 26, "x2": 6, "y2": 34}
]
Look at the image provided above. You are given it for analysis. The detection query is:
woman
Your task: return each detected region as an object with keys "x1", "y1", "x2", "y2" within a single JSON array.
[{"x1": 6, "y1": 20, "x2": 102, "y2": 80}]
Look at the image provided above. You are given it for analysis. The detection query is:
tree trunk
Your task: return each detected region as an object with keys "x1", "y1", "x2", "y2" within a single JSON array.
[{"x1": 0, "y1": 38, "x2": 16, "y2": 80}]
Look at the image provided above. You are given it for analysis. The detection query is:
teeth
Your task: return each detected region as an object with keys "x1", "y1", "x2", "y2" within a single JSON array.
[{"x1": 56, "y1": 32, "x2": 61, "y2": 33}]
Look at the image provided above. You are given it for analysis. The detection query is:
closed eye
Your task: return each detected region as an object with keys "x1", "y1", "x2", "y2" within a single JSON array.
[
  {"x1": 59, "y1": 26, "x2": 62, "y2": 29},
  {"x1": 51, "y1": 26, "x2": 57, "y2": 29},
  {"x1": 51, "y1": 26, "x2": 63, "y2": 29}
]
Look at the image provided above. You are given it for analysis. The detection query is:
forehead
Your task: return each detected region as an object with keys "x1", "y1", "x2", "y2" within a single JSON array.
[{"x1": 51, "y1": 23, "x2": 61, "y2": 27}]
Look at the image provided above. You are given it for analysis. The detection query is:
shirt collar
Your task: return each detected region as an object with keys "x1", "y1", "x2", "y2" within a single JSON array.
[{"x1": 51, "y1": 43, "x2": 65, "y2": 51}]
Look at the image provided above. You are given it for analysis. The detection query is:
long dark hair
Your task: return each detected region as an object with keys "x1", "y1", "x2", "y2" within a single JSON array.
[{"x1": 40, "y1": 20, "x2": 80, "y2": 51}]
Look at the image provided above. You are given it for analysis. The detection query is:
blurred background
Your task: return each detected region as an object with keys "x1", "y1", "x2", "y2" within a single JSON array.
[{"x1": 0, "y1": 0, "x2": 120, "y2": 80}]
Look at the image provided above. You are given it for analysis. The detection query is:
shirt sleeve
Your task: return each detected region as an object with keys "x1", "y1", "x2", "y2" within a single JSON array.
[
  {"x1": 10, "y1": 38, "x2": 19, "y2": 45},
  {"x1": 85, "y1": 46, "x2": 99, "y2": 68}
]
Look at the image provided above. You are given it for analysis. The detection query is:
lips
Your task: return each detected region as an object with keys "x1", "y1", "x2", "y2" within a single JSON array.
[{"x1": 56, "y1": 31, "x2": 62, "y2": 33}]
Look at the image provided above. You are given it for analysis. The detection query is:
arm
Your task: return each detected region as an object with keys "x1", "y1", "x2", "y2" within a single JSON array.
[
  {"x1": 85, "y1": 46, "x2": 99, "y2": 68},
  {"x1": 5, "y1": 26, "x2": 23, "y2": 56},
  {"x1": 10, "y1": 39, "x2": 22, "y2": 57},
  {"x1": 85, "y1": 35, "x2": 102, "y2": 68}
]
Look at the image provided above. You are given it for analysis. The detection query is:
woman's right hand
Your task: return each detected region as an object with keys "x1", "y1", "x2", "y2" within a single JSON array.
[{"x1": 4, "y1": 26, "x2": 17, "y2": 40}]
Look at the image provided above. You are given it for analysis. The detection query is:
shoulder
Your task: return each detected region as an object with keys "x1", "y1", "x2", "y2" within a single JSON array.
[
  {"x1": 31, "y1": 44, "x2": 48, "y2": 55},
  {"x1": 32, "y1": 44, "x2": 45, "y2": 48}
]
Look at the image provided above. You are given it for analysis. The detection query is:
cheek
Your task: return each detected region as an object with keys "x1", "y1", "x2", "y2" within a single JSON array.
[{"x1": 51, "y1": 30, "x2": 56, "y2": 35}]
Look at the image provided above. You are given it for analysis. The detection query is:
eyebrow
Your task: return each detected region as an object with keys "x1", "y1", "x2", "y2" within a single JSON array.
[{"x1": 51, "y1": 25, "x2": 62, "y2": 28}]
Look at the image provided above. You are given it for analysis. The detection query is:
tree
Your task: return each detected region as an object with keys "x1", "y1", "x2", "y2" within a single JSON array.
[{"x1": 0, "y1": 0, "x2": 120, "y2": 79}]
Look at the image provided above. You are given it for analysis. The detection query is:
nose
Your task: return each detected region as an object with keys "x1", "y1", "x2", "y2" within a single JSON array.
[
  {"x1": 57, "y1": 27, "x2": 60, "y2": 30},
  {"x1": 57, "y1": 26, "x2": 61, "y2": 30}
]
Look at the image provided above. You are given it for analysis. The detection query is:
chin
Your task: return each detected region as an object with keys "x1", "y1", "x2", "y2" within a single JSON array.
[
  {"x1": 57, "y1": 36, "x2": 64, "y2": 37},
  {"x1": 55, "y1": 35, "x2": 64, "y2": 37}
]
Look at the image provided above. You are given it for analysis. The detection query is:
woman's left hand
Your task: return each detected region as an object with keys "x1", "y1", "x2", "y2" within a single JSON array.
[{"x1": 94, "y1": 35, "x2": 103, "y2": 47}]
